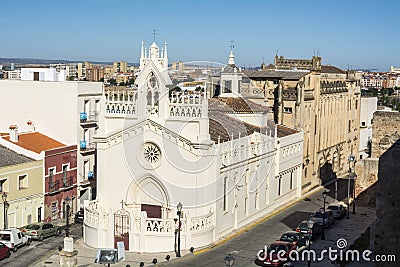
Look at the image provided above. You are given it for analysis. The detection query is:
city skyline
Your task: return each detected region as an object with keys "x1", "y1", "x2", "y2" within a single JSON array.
[{"x1": 1, "y1": 0, "x2": 399, "y2": 71}]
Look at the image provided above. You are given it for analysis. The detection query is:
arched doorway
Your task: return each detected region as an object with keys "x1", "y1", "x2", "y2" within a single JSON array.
[
  {"x1": 127, "y1": 176, "x2": 170, "y2": 219},
  {"x1": 114, "y1": 208, "x2": 130, "y2": 250}
]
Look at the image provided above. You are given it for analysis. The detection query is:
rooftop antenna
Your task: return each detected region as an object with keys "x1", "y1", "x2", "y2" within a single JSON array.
[
  {"x1": 275, "y1": 49, "x2": 279, "y2": 56},
  {"x1": 314, "y1": 48, "x2": 316, "y2": 57},
  {"x1": 317, "y1": 50, "x2": 320, "y2": 57}
]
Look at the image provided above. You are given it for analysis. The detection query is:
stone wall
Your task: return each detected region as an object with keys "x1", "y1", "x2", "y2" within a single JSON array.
[
  {"x1": 375, "y1": 140, "x2": 400, "y2": 266},
  {"x1": 372, "y1": 111, "x2": 400, "y2": 158},
  {"x1": 355, "y1": 158, "x2": 378, "y2": 198}
]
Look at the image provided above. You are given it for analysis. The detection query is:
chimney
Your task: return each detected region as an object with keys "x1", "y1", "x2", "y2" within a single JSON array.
[
  {"x1": 9, "y1": 125, "x2": 19, "y2": 142},
  {"x1": 27, "y1": 120, "x2": 35, "y2": 132}
]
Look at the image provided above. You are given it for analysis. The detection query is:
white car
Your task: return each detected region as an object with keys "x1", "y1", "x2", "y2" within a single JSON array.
[{"x1": 0, "y1": 228, "x2": 31, "y2": 252}]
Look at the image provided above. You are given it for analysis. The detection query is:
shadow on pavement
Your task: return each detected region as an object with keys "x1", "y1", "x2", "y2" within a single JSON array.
[{"x1": 280, "y1": 211, "x2": 314, "y2": 230}]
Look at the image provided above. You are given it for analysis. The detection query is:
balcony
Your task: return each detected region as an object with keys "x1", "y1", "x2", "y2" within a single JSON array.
[
  {"x1": 48, "y1": 181, "x2": 60, "y2": 193},
  {"x1": 62, "y1": 176, "x2": 74, "y2": 189},
  {"x1": 79, "y1": 140, "x2": 96, "y2": 155},
  {"x1": 79, "y1": 112, "x2": 98, "y2": 127}
]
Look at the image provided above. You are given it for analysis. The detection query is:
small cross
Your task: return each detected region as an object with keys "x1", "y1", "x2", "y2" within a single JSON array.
[
  {"x1": 152, "y1": 29, "x2": 158, "y2": 42},
  {"x1": 229, "y1": 41, "x2": 234, "y2": 51},
  {"x1": 120, "y1": 199, "x2": 125, "y2": 209}
]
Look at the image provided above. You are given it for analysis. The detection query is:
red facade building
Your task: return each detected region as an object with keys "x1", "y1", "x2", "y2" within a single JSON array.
[{"x1": 44, "y1": 145, "x2": 78, "y2": 223}]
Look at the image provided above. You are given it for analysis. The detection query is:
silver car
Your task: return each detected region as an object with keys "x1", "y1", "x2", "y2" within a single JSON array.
[
  {"x1": 327, "y1": 203, "x2": 347, "y2": 218},
  {"x1": 310, "y1": 210, "x2": 335, "y2": 227},
  {"x1": 21, "y1": 223, "x2": 61, "y2": 241}
]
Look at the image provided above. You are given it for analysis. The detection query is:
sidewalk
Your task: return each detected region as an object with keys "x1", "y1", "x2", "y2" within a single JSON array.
[
  {"x1": 293, "y1": 206, "x2": 375, "y2": 267},
  {"x1": 30, "y1": 186, "x2": 326, "y2": 267},
  {"x1": 30, "y1": 237, "x2": 190, "y2": 267},
  {"x1": 30, "y1": 184, "x2": 376, "y2": 267}
]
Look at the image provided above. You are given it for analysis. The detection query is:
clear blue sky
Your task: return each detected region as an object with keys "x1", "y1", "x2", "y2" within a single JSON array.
[{"x1": 1, "y1": 0, "x2": 398, "y2": 70}]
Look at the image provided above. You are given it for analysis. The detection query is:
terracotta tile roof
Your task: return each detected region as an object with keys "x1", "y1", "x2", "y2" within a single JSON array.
[
  {"x1": 276, "y1": 124, "x2": 300, "y2": 137},
  {"x1": 208, "y1": 112, "x2": 300, "y2": 142},
  {"x1": 209, "y1": 111, "x2": 274, "y2": 142},
  {"x1": 208, "y1": 97, "x2": 270, "y2": 114},
  {"x1": 2, "y1": 132, "x2": 65, "y2": 154},
  {"x1": 0, "y1": 144, "x2": 34, "y2": 168}
]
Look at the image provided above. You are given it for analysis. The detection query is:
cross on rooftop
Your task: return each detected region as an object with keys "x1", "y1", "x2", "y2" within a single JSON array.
[
  {"x1": 152, "y1": 29, "x2": 159, "y2": 42},
  {"x1": 230, "y1": 41, "x2": 234, "y2": 51}
]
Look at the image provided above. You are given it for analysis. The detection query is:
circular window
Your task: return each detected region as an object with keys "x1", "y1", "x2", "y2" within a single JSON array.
[
  {"x1": 143, "y1": 143, "x2": 161, "y2": 163},
  {"x1": 138, "y1": 142, "x2": 162, "y2": 169}
]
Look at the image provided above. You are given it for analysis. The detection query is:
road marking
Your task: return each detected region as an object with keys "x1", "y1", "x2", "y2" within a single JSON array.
[{"x1": 193, "y1": 186, "x2": 323, "y2": 255}]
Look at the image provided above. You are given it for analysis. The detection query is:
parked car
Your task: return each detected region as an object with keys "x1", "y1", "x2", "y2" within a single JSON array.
[
  {"x1": 279, "y1": 231, "x2": 307, "y2": 248},
  {"x1": 0, "y1": 242, "x2": 10, "y2": 260},
  {"x1": 21, "y1": 222, "x2": 61, "y2": 241},
  {"x1": 0, "y1": 228, "x2": 31, "y2": 252},
  {"x1": 295, "y1": 220, "x2": 322, "y2": 241},
  {"x1": 255, "y1": 241, "x2": 296, "y2": 267},
  {"x1": 327, "y1": 203, "x2": 347, "y2": 219},
  {"x1": 309, "y1": 210, "x2": 335, "y2": 227},
  {"x1": 74, "y1": 209, "x2": 84, "y2": 224}
]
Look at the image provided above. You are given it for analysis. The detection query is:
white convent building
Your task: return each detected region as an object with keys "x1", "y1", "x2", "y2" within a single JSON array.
[{"x1": 83, "y1": 40, "x2": 304, "y2": 252}]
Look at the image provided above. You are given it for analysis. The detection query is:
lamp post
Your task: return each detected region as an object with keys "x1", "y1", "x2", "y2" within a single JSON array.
[
  {"x1": 352, "y1": 164, "x2": 357, "y2": 215},
  {"x1": 2, "y1": 193, "x2": 9, "y2": 229},
  {"x1": 321, "y1": 190, "x2": 328, "y2": 240},
  {"x1": 347, "y1": 155, "x2": 355, "y2": 219},
  {"x1": 307, "y1": 222, "x2": 312, "y2": 267},
  {"x1": 176, "y1": 202, "x2": 183, "y2": 257},
  {"x1": 224, "y1": 253, "x2": 235, "y2": 267},
  {"x1": 64, "y1": 196, "x2": 70, "y2": 237}
]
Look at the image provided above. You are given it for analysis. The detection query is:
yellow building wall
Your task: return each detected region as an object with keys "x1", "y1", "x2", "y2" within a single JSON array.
[{"x1": 0, "y1": 160, "x2": 43, "y2": 228}]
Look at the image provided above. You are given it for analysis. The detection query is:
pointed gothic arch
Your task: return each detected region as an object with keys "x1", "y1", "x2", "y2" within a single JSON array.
[{"x1": 126, "y1": 175, "x2": 170, "y2": 218}]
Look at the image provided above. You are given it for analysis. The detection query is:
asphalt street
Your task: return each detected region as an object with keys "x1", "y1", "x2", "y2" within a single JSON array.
[
  {"x1": 159, "y1": 179, "x2": 356, "y2": 267},
  {"x1": 0, "y1": 223, "x2": 83, "y2": 267}
]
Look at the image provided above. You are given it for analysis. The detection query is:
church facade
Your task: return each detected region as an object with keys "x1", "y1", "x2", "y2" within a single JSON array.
[{"x1": 83, "y1": 41, "x2": 303, "y2": 252}]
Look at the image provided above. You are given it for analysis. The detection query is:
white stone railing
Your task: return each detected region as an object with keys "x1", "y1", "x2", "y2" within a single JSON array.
[
  {"x1": 169, "y1": 91, "x2": 204, "y2": 118},
  {"x1": 84, "y1": 200, "x2": 99, "y2": 227},
  {"x1": 105, "y1": 88, "x2": 138, "y2": 115},
  {"x1": 170, "y1": 91, "x2": 204, "y2": 104},
  {"x1": 218, "y1": 134, "x2": 276, "y2": 167},
  {"x1": 189, "y1": 212, "x2": 214, "y2": 233},
  {"x1": 169, "y1": 105, "x2": 202, "y2": 118},
  {"x1": 144, "y1": 218, "x2": 186, "y2": 233}
]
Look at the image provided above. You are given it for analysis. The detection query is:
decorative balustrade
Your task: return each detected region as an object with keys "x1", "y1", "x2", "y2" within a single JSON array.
[
  {"x1": 169, "y1": 106, "x2": 202, "y2": 118},
  {"x1": 105, "y1": 88, "x2": 138, "y2": 115},
  {"x1": 144, "y1": 218, "x2": 186, "y2": 233},
  {"x1": 170, "y1": 91, "x2": 204, "y2": 104},
  {"x1": 219, "y1": 135, "x2": 276, "y2": 166},
  {"x1": 169, "y1": 91, "x2": 204, "y2": 118},
  {"x1": 84, "y1": 200, "x2": 99, "y2": 227},
  {"x1": 189, "y1": 212, "x2": 214, "y2": 232}
]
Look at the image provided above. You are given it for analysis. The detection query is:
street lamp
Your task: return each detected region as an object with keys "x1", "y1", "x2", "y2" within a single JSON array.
[
  {"x1": 307, "y1": 221, "x2": 312, "y2": 267},
  {"x1": 176, "y1": 202, "x2": 183, "y2": 257},
  {"x1": 347, "y1": 155, "x2": 355, "y2": 219},
  {"x1": 321, "y1": 190, "x2": 328, "y2": 240},
  {"x1": 224, "y1": 253, "x2": 235, "y2": 267},
  {"x1": 2, "y1": 192, "x2": 9, "y2": 229},
  {"x1": 64, "y1": 196, "x2": 71, "y2": 237}
]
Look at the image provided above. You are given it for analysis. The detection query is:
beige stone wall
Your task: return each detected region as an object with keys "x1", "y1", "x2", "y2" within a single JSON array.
[
  {"x1": 372, "y1": 111, "x2": 400, "y2": 158},
  {"x1": 355, "y1": 158, "x2": 378, "y2": 197}
]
